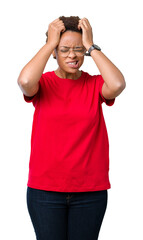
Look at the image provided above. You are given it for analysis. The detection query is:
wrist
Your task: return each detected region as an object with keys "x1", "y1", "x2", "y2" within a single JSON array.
[
  {"x1": 85, "y1": 42, "x2": 94, "y2": 51},
  {"x1": 46, "y1": 42, "x2": 57, "y2": 51},
  {"x1": 86, "y1": 43, "x2": 101, "y2": 56}
]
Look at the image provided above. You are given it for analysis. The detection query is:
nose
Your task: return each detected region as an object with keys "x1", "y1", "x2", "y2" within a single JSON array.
[{"x1": 68, "y1": 49, "x2": 77, "y2": 58}]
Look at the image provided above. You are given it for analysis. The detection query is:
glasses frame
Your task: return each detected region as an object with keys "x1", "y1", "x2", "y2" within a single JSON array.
[{"x1": 56, "y1": 46, "x2": 91, "y2": 57}]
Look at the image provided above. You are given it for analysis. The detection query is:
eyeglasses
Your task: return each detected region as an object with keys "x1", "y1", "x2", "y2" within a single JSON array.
[{"x1": 57, "y1": 46, "x2": 89, "y2": 57}]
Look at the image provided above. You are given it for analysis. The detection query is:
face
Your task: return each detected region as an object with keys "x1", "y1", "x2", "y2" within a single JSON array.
[{"x1": 53, "y1": 31, "x2": 85, "y2": 75}]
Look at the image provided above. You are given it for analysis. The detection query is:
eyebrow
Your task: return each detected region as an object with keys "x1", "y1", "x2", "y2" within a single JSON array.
[{"x1": 60, "y1": 46, "x2": 84, "y2": 48}]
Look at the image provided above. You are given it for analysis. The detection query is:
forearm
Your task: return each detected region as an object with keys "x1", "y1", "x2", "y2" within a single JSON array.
[
  {"x1": 90, "y1": 49, "x2": 126, "y2": 91},
  {"x1": 17, "y1": 43, "x2": 55, "y2": 88},
  {"x1": 78, "y1": 17, "x2": 125, "y2": 94}
]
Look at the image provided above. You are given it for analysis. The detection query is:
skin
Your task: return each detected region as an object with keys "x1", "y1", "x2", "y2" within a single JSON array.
[
  {"x1": 18, "y1": 17, "x2": 126, "y2": 99},
  {"x1": 52, "y1": 17, "x2": 126, "y2": 98},
  {"x1": 52, "y1": 31, "x2": 85, "y2": 80}
]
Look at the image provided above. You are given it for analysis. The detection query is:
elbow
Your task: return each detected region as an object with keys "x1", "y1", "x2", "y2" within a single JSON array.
[
  {"x1": 113, "y1": 72, "x2": 126, "y2": 90},
  {"x1": 117, "y1": 75, "x2": 126, "y2": 92},
  {"x1": 17, "y1": 73, "x2": 29, "y2": 87},
  {"x1": 108, "y1": 76, "x2": 126, "y2": 98},
  {"x1": 114, "y1": 76, "x2": 126, "y2": 97},
  {"x1": 103, "y1": 74, "x2": 126, "y2": 99}
]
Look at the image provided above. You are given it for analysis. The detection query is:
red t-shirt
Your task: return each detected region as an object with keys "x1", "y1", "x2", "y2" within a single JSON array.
[{"x1": 23, "y1": 70, "x2": 115, "y2": 192}]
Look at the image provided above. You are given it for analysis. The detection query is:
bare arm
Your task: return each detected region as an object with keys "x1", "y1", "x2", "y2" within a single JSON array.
[
  {"x1": 17, "y1": 18, "x2": 66, "y2": 97},
  {"x1": 17, "y1": 43, "x2": 55, "y2": 96},
  {"x1": 89, "y1": 49, "x2": 126, "y2": 99},
  {"x1": 78, "y1": 18, "x2": 126, "y2": 99}
]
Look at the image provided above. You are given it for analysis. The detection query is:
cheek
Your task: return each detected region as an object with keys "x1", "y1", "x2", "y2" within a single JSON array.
[
  {"x1": 57, "y1": 58, "x2": 66, "y2": 67},
  {"x1": 79, "y1": 57, "x2": 84, "y2": 66},
  {"x1": 56, "y1": 55, "x2": 63, "y2": 66}
]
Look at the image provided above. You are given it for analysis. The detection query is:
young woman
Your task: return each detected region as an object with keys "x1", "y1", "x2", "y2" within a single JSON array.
[{"x1": 18, "y1": 16, "x2": 126, "y2": 240}]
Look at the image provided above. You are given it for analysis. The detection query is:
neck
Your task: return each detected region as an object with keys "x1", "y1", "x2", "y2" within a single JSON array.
[{"x1": 55, "y1": 68, "x2": 81, "y2": 80}]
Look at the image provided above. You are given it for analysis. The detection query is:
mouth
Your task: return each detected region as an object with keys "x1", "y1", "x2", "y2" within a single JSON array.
[{"x1": 66, "y1": 61, "x2": 79, "y2": 69}]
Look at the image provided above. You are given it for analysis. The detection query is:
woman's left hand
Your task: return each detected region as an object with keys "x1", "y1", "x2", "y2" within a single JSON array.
[{"x1": 78, "y1": 18, "x2": 94, "y2": 50}]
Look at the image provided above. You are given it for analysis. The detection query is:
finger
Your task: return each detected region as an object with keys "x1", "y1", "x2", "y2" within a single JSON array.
[
  {"x1": 49, "y1": 19, "x2": 64, "y2": 29},
  {"x1": 55, "y1": 21, "x2": 65, "y2": 29},
  {"x1": 80, "y1": 18, "x2": 91, "y2": 28},
  {"x1": 56, "y1": 22, "x2": 65, "y2": 27},
  {"x1": 82, "y1": 19, "x2": 89, "y2": 28},
  {"x1": 53, "y1": 19, "x2": 65, "y2": 27},
  {"x1": 57, "y1": 23, "x2": 66, "y2": 32},
  {"x1": 78, "y1": 23, "x2": 81, "y2": 30},
  {"x1": 81, "y1": 17, "x2": 90, "y2": 23},
  {"x1": 52, "y1": 18, "x2": 61, "y2": 23},
  {"x1": 56, "y1": 19, "x2": 65, "y2": 26},
  {"x1": 79, "y1": 21, "x2": 87, "y2": 30},
  {"x1": 61, "y1": 27, "x2": 66, "y2": 32}
]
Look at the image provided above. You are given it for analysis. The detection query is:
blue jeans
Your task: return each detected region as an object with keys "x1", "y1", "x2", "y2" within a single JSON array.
[{"x1": 27, "y1": 187, "x2": 108, "y2": 240}]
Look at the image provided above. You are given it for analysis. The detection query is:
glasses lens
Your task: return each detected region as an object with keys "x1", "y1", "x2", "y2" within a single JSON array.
[{"x1": 58, "y1": 47, "x2": 86, "y2": 57}]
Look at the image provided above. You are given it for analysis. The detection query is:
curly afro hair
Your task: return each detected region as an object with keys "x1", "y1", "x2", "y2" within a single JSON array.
[{"x1": 45, "y1": 16, "x2": 82, "y2": 43}]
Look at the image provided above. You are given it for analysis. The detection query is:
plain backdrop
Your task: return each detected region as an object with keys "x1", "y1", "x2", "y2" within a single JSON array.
[{"x1": 0, "y1": 0, "x2": 143, "y2": 239}]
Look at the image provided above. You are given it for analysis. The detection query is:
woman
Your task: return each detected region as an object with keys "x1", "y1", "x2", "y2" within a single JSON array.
[{"x1": 17, "y1": 16, "x2": 126, "y2": 240}]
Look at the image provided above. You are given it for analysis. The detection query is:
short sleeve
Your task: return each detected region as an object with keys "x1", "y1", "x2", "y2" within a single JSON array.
[
  {"x1": 23, "y1": 74, "x2": 44, "y2": 107},
  {"x1": 97, "y1": 75, "x2": 115, "y2": 106}
]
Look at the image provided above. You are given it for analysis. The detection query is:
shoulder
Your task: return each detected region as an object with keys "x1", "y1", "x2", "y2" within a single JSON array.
[
  {"x1": 40, "y1": 71, "x2": 55, "y2": 86},
  {"x1": 42, "y1": 71, "x2": 54, "y2": 79},
  {"x1": 82, "y1": 71, "x2": 103, "y2": 85}
]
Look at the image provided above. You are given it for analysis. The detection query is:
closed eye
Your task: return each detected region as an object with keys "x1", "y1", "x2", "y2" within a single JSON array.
[{"x1": 60, "y1": 47, "x2": 85, "y2": 52}]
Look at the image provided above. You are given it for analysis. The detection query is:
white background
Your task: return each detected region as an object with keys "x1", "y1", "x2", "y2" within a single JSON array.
[{"x1": 0, "y1": 0, "x2": 143, "y2": 239}]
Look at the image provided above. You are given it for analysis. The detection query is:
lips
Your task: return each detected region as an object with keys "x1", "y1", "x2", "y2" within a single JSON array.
[{"x1": 66, "y1": 61, "x2": 79, "y2": 68}]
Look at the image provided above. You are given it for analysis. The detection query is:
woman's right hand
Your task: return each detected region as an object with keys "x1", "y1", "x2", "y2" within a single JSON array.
[{"x1": 47, "y1": 18, "x2": 66, "y2": 49}]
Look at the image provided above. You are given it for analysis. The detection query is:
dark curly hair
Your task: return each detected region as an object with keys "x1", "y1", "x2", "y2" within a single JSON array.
[{"x1": 45, "y1": 16, "x2": 82, "y2": 43}]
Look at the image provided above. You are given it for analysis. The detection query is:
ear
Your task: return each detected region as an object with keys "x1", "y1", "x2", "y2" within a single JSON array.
[{"x1": 52, "y1": 49, "x2": 56, "y2": 59}]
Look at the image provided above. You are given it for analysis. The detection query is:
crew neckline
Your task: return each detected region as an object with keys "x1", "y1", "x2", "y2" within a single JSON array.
[{"x1": 53, "y1": 70, "x2": 84, "y2": 82}]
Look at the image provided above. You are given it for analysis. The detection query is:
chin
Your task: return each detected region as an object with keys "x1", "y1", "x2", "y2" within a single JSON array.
[{"x1": 65, "y1": 65, "x2": 81, "y2": 72}]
